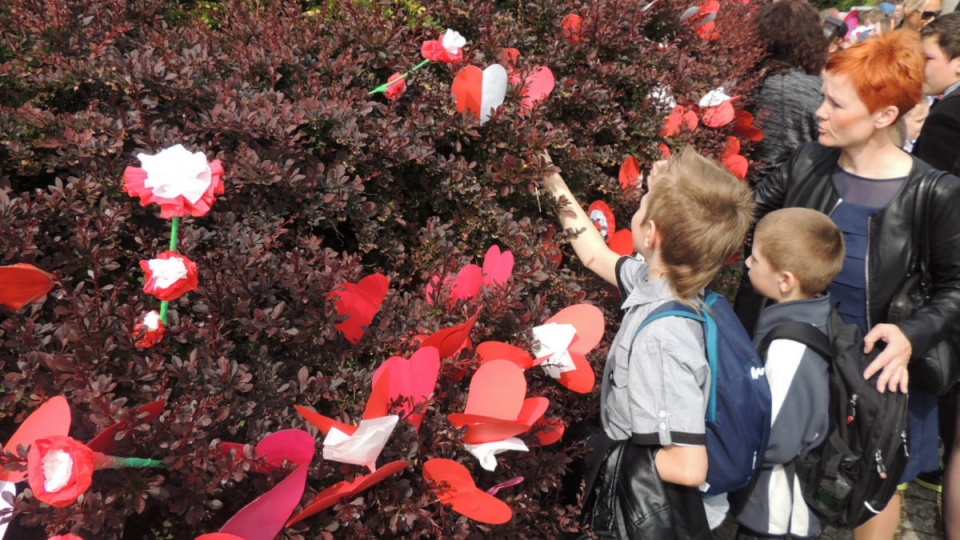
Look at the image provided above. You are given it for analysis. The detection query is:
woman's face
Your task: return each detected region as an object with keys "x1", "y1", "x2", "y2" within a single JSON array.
[{"x1": 815, "y1": 71, "x2": 878, "y2": 149}]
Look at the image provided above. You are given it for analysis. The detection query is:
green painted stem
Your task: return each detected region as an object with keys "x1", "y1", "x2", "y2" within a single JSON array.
[
  {"x1": 368, "y1": 59, "x2": 431, "y2": 95},
  {"x1": 95, "y1": 454, "x2": 166, "y2": 469},
  {"x1": 158, "y1": 216, "x2": 181, "y2": 326}
]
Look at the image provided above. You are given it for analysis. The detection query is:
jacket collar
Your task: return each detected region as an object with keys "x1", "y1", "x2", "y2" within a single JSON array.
[
  {"x1": 621, "y1": 272, "x2": 676, "y2": 311},
  {"x1": 753, "y1": 294, "x2": 833, "y2": 346}
]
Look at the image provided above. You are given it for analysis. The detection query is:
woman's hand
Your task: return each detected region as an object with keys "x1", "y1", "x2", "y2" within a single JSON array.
[{"x1": 863, "y1": 323, "x2": 913, "y2": 393}]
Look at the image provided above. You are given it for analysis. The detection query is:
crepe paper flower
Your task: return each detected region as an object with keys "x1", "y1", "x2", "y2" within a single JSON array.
[
  {"x1": 448, "y1": 360, "x2": 548, "y2": 444},
  {"x1": 586, "y1": 201, "x2": 635, "y2": 256},
  {"x1": 451, "y1": 64, "x2": 508, "y2": 125},
  {"x1": 372, "y1": 346, "x2": 440, "y2": 430},
  {"x1": 661, "y1": 105, "x2": 699, "y2": 137},
  {"x1": 87, "y1": 401, "x2": 166, "y2": 454},
  {"x1": 421, "y1": 29, "x2": 467, "y2": 63},
  {"x1": 123, "y1": 144, "x2": 224, "y2": 219},
  {"x1": 384, "y1": 73, "x2": 407, "y2": 100},
  {"x1": 140, "y1": 251, "x2": 198, "y2": 302},
  {"x1": 533, "y1": 304, "x2": 605, "y2": 393},
  {"x1": 0, "y1": 263, "x2": 57, "y2": 311},
  {"x1": 732, "y1": 110, "x2": 764, "y2": 142},
  {"x1": 417, "y1": 310, "x2": 480, "y2": 359},
  {"x1": 216, "y1": 430, "x2": 315, "y2": 540},
  {"x1": 27, "y1": 436, "x2": 164, "y2": 508},
  {"x1": 133, "y1": 310, "x2": 166, "y2": 348},
  {"x1": 476, "y1": 341, "x2": 535, "y2": 370},
  {"x1": 722, "y1": 136, "x2": 749, "y2": 180},
  {"x1": 286, "y1": 460, "x2": 407, "y2": 527},
  {"x1": 561, "y1": 14, "x2": 583, "y2": 43},
  {"x1": 48, "y1": 535, "x2": 84, "y2": 540},
  {"x1": 328, "y1": 273, "x2": 389, "y2": 345},
  {"x1": 619, "y1": 155, "x2": 642, "y2": 192},
  {"x1": 463, "y1": 437, "x2": 528, "y2": 471},
  {"x1": 0, "y1": 396, "x2": 71, "y2": 484},
  {"x1": 424, "y1": 458, "x2": 513, "y2": 524}
]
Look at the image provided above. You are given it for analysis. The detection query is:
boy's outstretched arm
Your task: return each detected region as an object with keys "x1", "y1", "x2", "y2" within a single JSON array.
[
  {"x1": 542, "y1": 165, "x2": 622, "y2": 287},
  {"x1": 655, "y1": 444, "x2": 708, "y2": 487}
]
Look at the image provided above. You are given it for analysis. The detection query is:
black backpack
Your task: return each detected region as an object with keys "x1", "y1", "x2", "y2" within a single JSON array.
[{"x1": 758, "y1": 307, "x2": 910, "y2": 527}]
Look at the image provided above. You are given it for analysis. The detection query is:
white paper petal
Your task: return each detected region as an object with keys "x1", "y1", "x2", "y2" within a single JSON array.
[
  {"x1": 0, "y1": 480, "x2": 13, "y2": 540},
  {"x1": 463, "y1": 438, "x2": 529, "y2": 471},
  {"x1": 480, "y1": 65, "x2": 508, "y2": 125},
  {"x1": 532, "y1": 322, "x2": 577, "y2": 378},
  {"x1": 147, "y1": 257, "x2": 188, "y2": 289},
  {"x1": 699, "y1": 87, "x2": 732, "y2": 108},
  {"x1": 322, "y1": 415, "x2": 399, "y2": 472},
  {"x1": 138, "y1": 144, "x2": 214, "y2": 204},
  {"x1": 442, "y1": 29, "x2": 467, "y2": 52}
]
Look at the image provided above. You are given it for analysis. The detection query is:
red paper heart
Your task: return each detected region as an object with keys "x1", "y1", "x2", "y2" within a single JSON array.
[
  {"x1": 286, "y1": 460, "x2": 407, "y2": 526},
  {"x1": 481, "y1": 245, "x2": 514, "y2": 288},
  {"x1": 451, "y1": 65, "x2": 508, "y2": 124},
  {"x1": 476, "y1": 341, "x2": 534, "y2": 370},
  {"x1": 0, "y1": 396, "x2": 71, "y2": 482},
  {"x1": 619, "y1": 156, "x2": 641, "y2": 192},
  {"x1": 424, "y1": 458, "x2": 512, "y2": 524},
  {"x1": 419, "y1": 311, "x2": 480, "y2": 359},
  {"x1": 701, "y1": 100, "x2": 736, "y2": 128},
  {"x1": 520, "y1": 66, "x2": 555, "y2": 112},
  {"x1": 329, "y1": 274, "x2": 389, "y2": 344},
  {"x1": 0, "y1": 263, "x2": 56, "y2": 310},
  {"x1": 608, "y1": 229, "x2": 635, "y2": 256},
  {"x1": 372, "y1": 347, "x2": 440, "y2": 429},
  {"x1": 540, "y1": 304, "x2": 605, "y2": 393}
]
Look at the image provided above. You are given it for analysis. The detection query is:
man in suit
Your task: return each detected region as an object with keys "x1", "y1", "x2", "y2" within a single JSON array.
[{"x1": 913, "y1": 11, "x2": 960, "y2": 174}]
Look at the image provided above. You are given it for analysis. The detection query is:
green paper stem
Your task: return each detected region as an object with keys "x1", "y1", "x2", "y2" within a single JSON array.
[
  {"x1": 159, "y1": 301, "x2": 169, "y2": 325},
  {"x1": 158, "y1": 216, "x2": 181, "y2": 326},
  {"x1": 94, "y1": 453, "x2": 166, "y2": 470},
  {"x1": 368, "y1": 59, "x2": 431, "y2": 95}
]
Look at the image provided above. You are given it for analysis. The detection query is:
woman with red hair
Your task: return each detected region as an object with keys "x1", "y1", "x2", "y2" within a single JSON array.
[{"x1": 742, "y1": 29, "x2": 960, "y2": 539}]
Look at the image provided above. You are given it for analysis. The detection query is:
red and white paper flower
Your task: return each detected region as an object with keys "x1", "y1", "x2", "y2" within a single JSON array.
[
  {"x1": 27, "y1": 436, "x2": 96, "y2": 508},
  {"x1": 421, "y1": 29, "x2": 466, "y2": 64},
  {"x1": 385, "y1": 73, "x2": 407, "y2": 100},
  {"x1": 133, "y1": 310, "x2": 166, "y2": 348},
  {"x1": 140, "y1": 251, "x2": 198, "y2": 302},
  {"x1": 123, "y1": 144, "x2": 224, "y2": 219}
]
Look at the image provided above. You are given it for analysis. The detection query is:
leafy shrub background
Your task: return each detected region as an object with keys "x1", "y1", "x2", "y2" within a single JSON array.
[{"x1": 0, "y1": 0, "x2": 766, "y2": 538}]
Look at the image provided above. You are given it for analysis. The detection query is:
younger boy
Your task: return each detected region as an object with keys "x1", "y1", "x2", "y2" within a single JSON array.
[
  {"x1": 543, "y1": 147, "x2": 754, "y2": 538},
  {"x1": 913, "y1": 11, "x2": 960, "y2": 174},
  {"x1": 728, "y1": 208, "x2": 845, "y2": 540}
]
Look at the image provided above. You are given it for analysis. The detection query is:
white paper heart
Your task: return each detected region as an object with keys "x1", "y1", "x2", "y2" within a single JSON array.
[{"x1": 480, "y1": 64, "x2": 508, "y2": 124}]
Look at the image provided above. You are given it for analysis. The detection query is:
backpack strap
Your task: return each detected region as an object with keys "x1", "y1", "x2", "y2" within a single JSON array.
[
  {"x1": 631, "y1": 296, "x2": 719, "y2": 421},
  {"x1": 757, "y1": 321, "x2": 831, "y2": 363}
]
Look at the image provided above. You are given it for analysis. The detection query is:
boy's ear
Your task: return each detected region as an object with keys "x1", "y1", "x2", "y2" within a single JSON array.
[
  {"x1": 778, "y1": 270, "x2": 799, "y2": 295},
  {"x1": 643, "y1": 220, "x2": 659, "y2": 249}
]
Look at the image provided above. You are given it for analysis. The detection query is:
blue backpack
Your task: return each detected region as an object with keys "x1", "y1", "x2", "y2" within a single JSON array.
[{"x1": 633, "y1": 289, "x2": 772, "y2": 496}]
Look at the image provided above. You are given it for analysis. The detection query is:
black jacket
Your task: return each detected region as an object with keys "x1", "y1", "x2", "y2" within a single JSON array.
[
  {"x1": 913, "y1": 90, "x2": 960, "y2": 175},
  {"x1": 753, "y1": 142, "x2": 960, "y2": 357}
]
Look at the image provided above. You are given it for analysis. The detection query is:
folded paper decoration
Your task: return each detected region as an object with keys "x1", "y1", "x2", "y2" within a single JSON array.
[
  {"x1": 285, "y1": 459, "x2": 407, "y2": 527},
  {"x1": 448, "y1": 360, "x2": 547, "y2": 444},
  {"x1": 0, "y1": 263, "x2": 56, "y2": 310},
  {"x1": 419, "y1": 311, "x2": 480, "y2": 359},
  {"x1": 423, "y1": 458, "x2": 512, "y2": 524},
  {"x1": 451, "y1": 64, "x2": 508, "y2": 125},
  {"x1": 463, "y1": 437, "x2": 528, "y2": 471},
  {"x1": 323, "y1": 415, "x2": 400, "y2": 472},
  {"x1": 372, "y1": 346, "x2": 441, "y2": 429},
  {"x1": 329, "y1": 273, "x2": 389, "y2": 344},
  {"x1": 535, "y1": 304, "x2": 605, "y2": 393}
]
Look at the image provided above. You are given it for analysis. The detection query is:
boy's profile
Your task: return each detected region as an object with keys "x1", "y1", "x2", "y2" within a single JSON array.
[
  {"x1": 913, "y1": 11, "x2": 960, "y2": 174},
  {"x1": 543, "y1": 147, "x2": 754, "y2": 538},
  {"x1": 730, "y1": 207, "x2": 845, "y2": 539}
]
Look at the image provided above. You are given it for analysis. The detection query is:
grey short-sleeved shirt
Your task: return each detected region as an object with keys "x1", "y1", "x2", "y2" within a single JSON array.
[{"x1": 599, "y1": 256, "x2": 710, "y2": 447}]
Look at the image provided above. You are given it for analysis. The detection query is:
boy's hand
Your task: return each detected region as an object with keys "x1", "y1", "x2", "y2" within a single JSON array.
[{"x1": 863, "y1": 323, "x2": 912, "y2": 393}]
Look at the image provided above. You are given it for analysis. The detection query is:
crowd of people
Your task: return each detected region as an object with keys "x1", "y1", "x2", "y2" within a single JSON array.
[{"x1": 543, "y1": 1, "x2": 960, "y2": 538}]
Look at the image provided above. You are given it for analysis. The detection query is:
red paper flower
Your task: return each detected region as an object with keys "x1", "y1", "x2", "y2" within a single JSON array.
[
  {"x1": 27, "y1": 436, "x2": 96, "y2": 508},
  {"x1": 123, "y1": 144, "x2": 225, "y2": 219},
  {"x1": 421, "y1": 29, "x2": 466, "y2": 63},
  {"x1": 385, "y1": 73, "x2": 406, "y2": 100},
  {"x1": 133, "y1": 310, "x2": 166, "y2": 348},
  {"x1": 140, "y1": 251, "x2": 198, "y2": 302},
  {"x1": 561, "y1": 14, "x2": 583, "y2": 42}
]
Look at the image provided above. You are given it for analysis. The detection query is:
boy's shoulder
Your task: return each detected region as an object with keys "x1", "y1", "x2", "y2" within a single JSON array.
[{"x1": 755, "y1": 296, "x2": 833, "y2": 350}]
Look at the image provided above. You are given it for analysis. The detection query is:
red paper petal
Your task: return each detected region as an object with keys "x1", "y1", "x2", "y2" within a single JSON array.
[
  {"x1": 463, "y1": 360, "x2": 526, "y2": 420},
  {"x1": 372, "y1": 346, "x2": 440, "y2": 429},
  {"x1": 0, "y1": 396, "x2": 71, "y2": 482},
  {"x1": 419, "y1": 311, "x2": 480, "y2": 359},
  {"x1": 561, "y1": 14, "x2": 583, "y2": 43},
  {"x1": 295, "y1": 406, "x2": 357, "y2": 437},
  {"x1": 530, "y1": 417, "x2": 566, "y2": 447},
  {"x1": 460, "y1": 420, "x2": 531, "y2": 445},
  {"x1": 475, "y1": 341, "x2": 534, "y2": 370},
  {"x1": 451, "y1": 264, "x2": 483, "y2": 303},
  {"x1": 683, "y1": 109, "x2": 700, "y2": 131},
  {"x1": 544, "y1": 304, "x2": 605, "y2": 354},
  {"x1": 701, "y1": 101, "x2": 736, "y2": 128},
  {"x1": 0, "y1": 263, "x2": 56, "y2": 310},
  {"x1": 587, "y1": 201, "x2": 616, "y2": 240},
  {"x1": 619, "y1": 156, "x2": 641, "y2": 192},
  {"x1": 363, "y1": 367, "x2": 392, "y2": 420},
  {"x1": 661, "y1": 107, "x2": 683, "y2": 137},
  {"x1": 329, "y1": 273, "x2": 389, "y2": 345},
  {"x1": 608, "y1": 229, "x2": 635, "y2": 256},
  {"x1": 520, "y1": 66, "x2": 555, "y2": 112},
  {"x1": 87, "y1": 400, "x2": 165, "y2": 454},
  {"x1": 557, "y1": 351, "x2": 596, "y2": 394},
  {"x1": 723, "y1": 136, "x2": 741, "y2": 157},
  {"x1": 220, "y1": 430, "x2": 315, "y2": 540},
  {"x1": 723, "y1": 153, "x2": 749, "y2": 180},
  {"x1": 423, "y1": 458, "x2": 513, "y2": 525},
  {"x1": 516, "y1": 397, "x2": 549, "y2": 428},
  {"x1": 286, "y1": 460, "x2": 407, "y2": 526},
  {"x1": 732, "y1": 110, "x2": 764, "y2": 142},
  {"x1": 481, "y1": 246, "x2": 514, "y2": 288},
  {"x1": 451, "y1": 65, "x2": 485, "y2": 118}
]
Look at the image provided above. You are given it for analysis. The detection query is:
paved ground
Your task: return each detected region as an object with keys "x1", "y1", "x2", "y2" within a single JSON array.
[{"x1": 714, "y1": 483, "x2": 943, "y2": 539}]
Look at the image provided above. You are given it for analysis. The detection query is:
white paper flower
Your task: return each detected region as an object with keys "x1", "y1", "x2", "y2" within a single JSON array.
[
  {"x1": 441, "y1": 29, "x2": 467, "y2": 54},
  {"x1": 137, "y1": 145, "x2": 213, "y2": 204},
  {"x1": 42, "y1": 450, "x2": 74, "y2": 492}
]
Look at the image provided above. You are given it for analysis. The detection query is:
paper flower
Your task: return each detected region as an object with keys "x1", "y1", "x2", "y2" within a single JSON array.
[
  {"x1": 329, "y1": 273, "x2": 389, "y2": 344},
  {"x1": 421, "y1": 29, "x2": 466, "y2": 63},
  {"x1": 123, "y1": 144, "x2": 224, "y2": 219},
  {"x1": 0, "y1": 263, "x2": 56, "y2": 310},
  {"x1": 385, "y1": 73, "x2": 407, "y2": 100},
  {"x1": 27, "y1": 436, "x2": 96, "y2": 508},
  {"x1": 133, "y1": 310, "x2": 166, "y2": 348},
  {"x1": 533, "y1": 304, "x2": 605, "y2": 393},
  {"x1": 476, "y1": 340, "x2": 536, "y2": 370},
  {"x1": 586, "y1": 201, "x2": 634, "y2": 256},
  {"x1": 140, "y1": 251, "x2": 199, "y2": 302},
  {"x1": 286, "y1": 460, "x2": 407, "y2": 526},
  {"x1": 424, "y1": 458, "x2": 513, "y2": 524},
  {"x1": 463, "y1": 437, "x2": 528, "y2": 471},
  {"x1": 732, "y1": 110, "x2": 764, "y2": 142},
  {"x1": 427, "y1": 247, "x2": 513, "y2": 307},
  {"x1": 448, "y1": 360, "x2": 548, "y2": 444},
  {"x1": 417, "y1": 311, "x2": 480, "y2": 359},
  {"x1": 451, "y1": 64, "x2": 508, "y2": 125},
  {"x1": 699, "y1": 87, "x2": 737, "y2": 128}
]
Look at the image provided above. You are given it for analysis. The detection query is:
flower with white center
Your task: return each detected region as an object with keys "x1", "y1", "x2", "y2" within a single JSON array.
[
  {"x1": 140, "y1": 251, "x2": 199, "y2": 302},
  {"x1": 123, "y1": 144, "x2": 224, "y2": 218}
]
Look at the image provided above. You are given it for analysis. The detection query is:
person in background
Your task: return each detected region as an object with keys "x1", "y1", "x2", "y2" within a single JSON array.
[
  {"x1": 741, "y1": 29, "x2": 960, "y2": 540},
  {"x1": 750, "y1": 0, "x2": 830, "y2": 179}
]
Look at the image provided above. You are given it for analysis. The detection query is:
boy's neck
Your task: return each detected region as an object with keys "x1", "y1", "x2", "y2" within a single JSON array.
[{"x1": 770, "y1": 291, "x2": 819, "y2": 304}]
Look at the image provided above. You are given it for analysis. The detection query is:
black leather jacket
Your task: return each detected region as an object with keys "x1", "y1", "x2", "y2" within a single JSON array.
[{"x1": 754, "y1": 142, "x2": 960, "y2": 357}]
